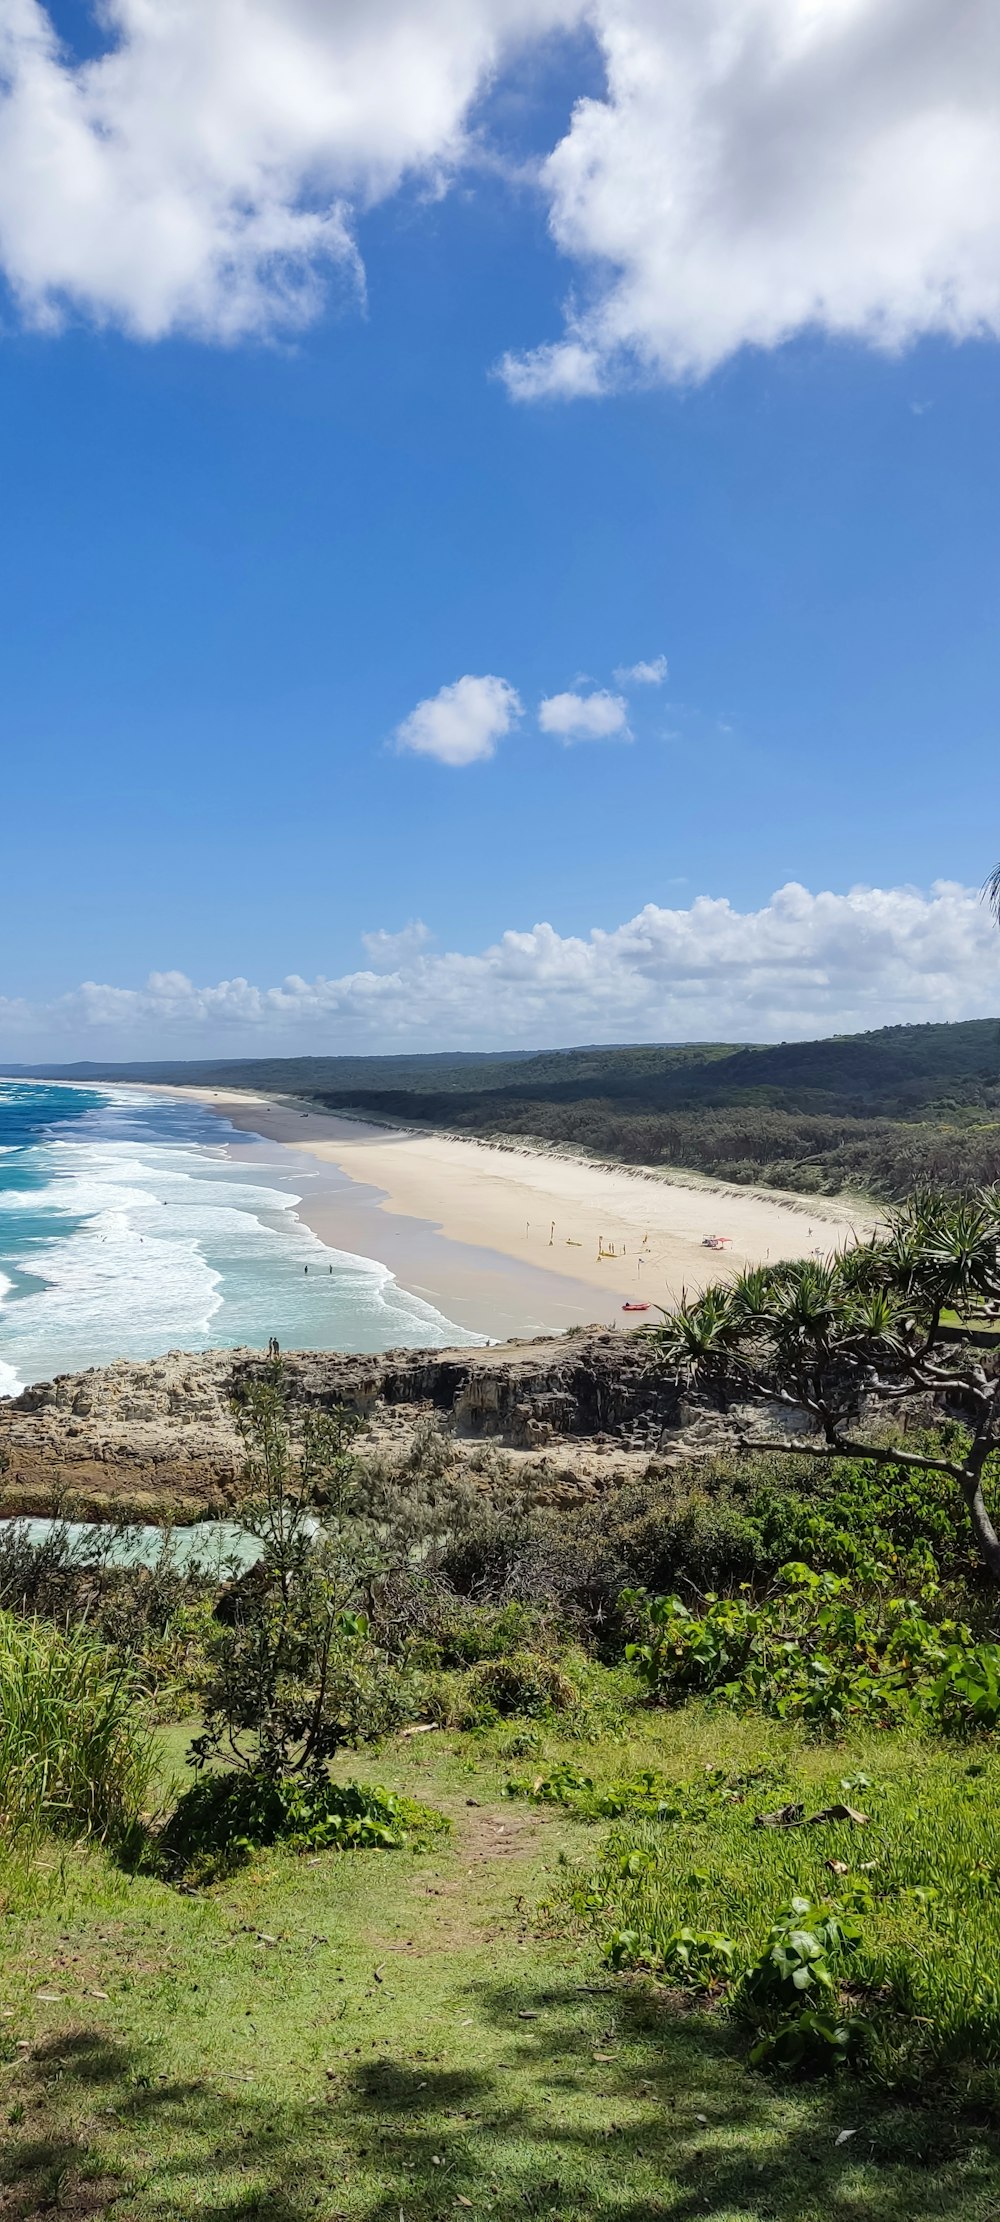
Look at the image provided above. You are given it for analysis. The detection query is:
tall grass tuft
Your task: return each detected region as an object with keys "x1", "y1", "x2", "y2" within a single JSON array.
[{"x1": 0, "y1": 1610, "x2": 154, "y2": 1846}]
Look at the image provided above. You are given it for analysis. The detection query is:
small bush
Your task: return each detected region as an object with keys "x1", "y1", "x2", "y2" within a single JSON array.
[
  {"x1": 405, "y1": 1599, "x2": 544, "y2": 1671},
  {"x1": 160, "y1": 1770, "x2": 448, "y2": 1882},
  {"x1": 0, "y1": 1610, "x2": 154, "y2": 1845},
  {"x1": 404, "y1": 1415, "x2": 456, "y2": 1484},
  {"x1": 462, "y1": 1650, "x2": 577, "y2": 1721},
  {"x1": 497, "y1": 1725, "x2": 545, "y2": 1761}
]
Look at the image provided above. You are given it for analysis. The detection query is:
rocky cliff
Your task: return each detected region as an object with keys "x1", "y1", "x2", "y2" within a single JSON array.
[{"x1": 0, "y1": 1330, "x2": 695, "y2": 1519}]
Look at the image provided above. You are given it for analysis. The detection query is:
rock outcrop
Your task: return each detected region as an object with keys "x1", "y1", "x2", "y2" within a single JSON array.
[{"x1": 0, "y1": 1330, "x2": 688, "y2": 1519}]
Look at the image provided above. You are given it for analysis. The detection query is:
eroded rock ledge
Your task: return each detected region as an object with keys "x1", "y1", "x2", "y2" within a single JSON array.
[{"x1": 0, "y1": 1330, "x2": 708, "y2": 1520}]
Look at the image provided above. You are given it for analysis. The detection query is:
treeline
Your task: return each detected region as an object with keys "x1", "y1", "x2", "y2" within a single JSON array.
[
  {"x1": 21, "y1": 1015, "x2": 1000, "y2": 1203},
  {"x1": 28, "y1": 1018, "x2": 1000, "y2": 1121}
]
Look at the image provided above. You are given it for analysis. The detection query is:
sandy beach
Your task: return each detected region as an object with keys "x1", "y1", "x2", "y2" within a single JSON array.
[{"x1": 141, "y1": 1084, "x2": 878, "y2": 1339}]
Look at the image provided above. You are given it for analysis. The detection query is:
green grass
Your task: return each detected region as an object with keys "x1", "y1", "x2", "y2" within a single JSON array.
[
  {"x1": 540, "y1": 1724, "x2": 1000, "y2": 2092},
  {"x1": 939, "y1": 1309, "x2": 1000, "y2": 1345},
  {"x1": 3, "y1": 1717, "x2": 1000, "y2": 2219}
]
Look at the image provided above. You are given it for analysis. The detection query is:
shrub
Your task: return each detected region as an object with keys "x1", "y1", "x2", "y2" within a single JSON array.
[
  {"x1": 0, "y1": 1518, "x2": 223, "y2": 1683},
  {"x1": 462, "y1": 1649, "x2": 577, "y2": 1721},
  {"x1": 621, "y1": 1565, "x2": 1000, "y2": 1733},
  {"x1": 431, "y1": 1444, "x2": 989, "y2": 1656},
  {"x1": 413, "y1": 1600, "x2": 544, "y2": 1670},
  {"x1": 160, "y1": 1771, "x2": 448, "y2": 1883},
  {"x1": 0, "y1": 1610, "x2": 154, "y2": 1845}
]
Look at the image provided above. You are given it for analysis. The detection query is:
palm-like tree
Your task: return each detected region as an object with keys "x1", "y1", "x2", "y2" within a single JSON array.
[
  {"x1": 652, "y1": 1190, "x2": 1000, "y2": 1582},
  {"x1": 985, "y1": 864, "x2": 1000, "y2": 925}
]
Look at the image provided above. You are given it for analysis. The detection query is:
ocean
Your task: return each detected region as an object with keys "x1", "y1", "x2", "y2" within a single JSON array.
[{"x1": 0, "y1": 1080, "x2": 480, "y2": 1396}]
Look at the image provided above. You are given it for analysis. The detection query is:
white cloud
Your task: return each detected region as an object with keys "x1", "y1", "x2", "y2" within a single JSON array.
[
  {"x1": 394, "y1": 673, "x2": 522, "y2": 767},
  {"x1": 3, "y1": 882, "x2": 998, "y2": 1057},
  {"x1": 1, "y1": 4, "x2": 998, "y2": 387},
  {"x1": 0, "y1": 0, "x2": 572, "y2": 340},
  {"x1": 615, "y1": 656, "x2": 668, "y2": 686},
  {"x1": 361, "y1": 921, "x2": 433, "y2": 967},
  {"x1": 503, "y1": 0, "x2": 1000, "y2": 395},
  {"x1": 538, "y1": 688, "x2": 630, "y2": 742}
]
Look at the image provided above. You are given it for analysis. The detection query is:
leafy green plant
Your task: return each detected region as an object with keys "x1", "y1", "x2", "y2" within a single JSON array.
[
  {"x1": 740, "y1": 1893, "x2": 869, "y2": 2074},
  {"x1": 621, "y1": 1565, "x2": 1000, "y2": 1733},
  {"x1": 748, "y1": 2007, "x2": 868, "y2": 2074},
  {"x1": 740, "y1": 1896, "x2": 862, "y2": 2013},
  {"x1": 505, "y1": 1759, "x2": 785, "y2": 1821},
  {"x1": 602, "y1": 1885, "x2": 865, "y2": 2066},
  {"x1": 607, "y1": 1922, "x2": 735, "y2": 1988},
  {"x1": 160, "y1": 1772, "x2": 448, "y2": 1883}
]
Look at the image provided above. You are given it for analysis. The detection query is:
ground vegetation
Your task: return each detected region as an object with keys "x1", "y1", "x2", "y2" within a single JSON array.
[{"x1": 3, "y1": 1278, "x2": 1000, "y2": 2213}]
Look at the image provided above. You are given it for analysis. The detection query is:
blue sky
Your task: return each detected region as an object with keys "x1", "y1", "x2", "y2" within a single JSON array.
[{"x1": 2, "y1": 1, "x2": 999, "y2": 1055}]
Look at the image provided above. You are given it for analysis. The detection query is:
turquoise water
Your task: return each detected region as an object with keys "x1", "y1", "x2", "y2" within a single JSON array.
[
  {"x1": 0, "y1": 1516, "x2": 264, "y2": 1574},
  {"x1": 0, "y1": 1081, "x2": 480, "y2": 1394}
]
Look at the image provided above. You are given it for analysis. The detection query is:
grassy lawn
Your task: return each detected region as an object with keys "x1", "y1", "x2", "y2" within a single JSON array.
[{"x1": 3, "y1": 1718, "x2": 1000, "y2": 2222}]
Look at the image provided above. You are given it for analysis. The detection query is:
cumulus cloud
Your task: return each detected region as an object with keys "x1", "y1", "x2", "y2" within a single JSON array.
[
  {"x1": 0, "y1": 0, "x2": 571, "y2": 339},
  {"x1": 503, "y1": 0, "x2": 1000, "y2": 393},
  {"x1": 394, "y1": 674, "x2": 522, "y2": 766},
  {"x1": 361, "y1": 921, "x2": 433, "y2": 967},
  {"x1": 0, "y1": 3, "x2": 997, "y2": 385},
  {"x1": 2, "y1": 882, "x2": 998, "y2": 1058},
  {"x1": 615, "y1": 656, "x2": 668, "y2": 686},
  {"x1": 538, "y1": 688, "x2": 630, "y2": 742}
]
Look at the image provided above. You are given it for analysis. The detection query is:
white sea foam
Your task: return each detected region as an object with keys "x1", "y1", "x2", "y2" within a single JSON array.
[{"x1": 0, "y1": 1089, "x2": 481, "y2": 1388}]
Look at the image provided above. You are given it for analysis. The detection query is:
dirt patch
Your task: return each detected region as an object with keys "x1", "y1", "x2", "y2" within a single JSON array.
[
  {"x1": 1, "y1": 2173, "x2": 122, "y2": 2221},
  {"x1": 456, "y1": 1802, "x2": 544, "y2": 1864},
  {"x1": 365, "y1": 1801, "x2": 550, "y2": 1960}
]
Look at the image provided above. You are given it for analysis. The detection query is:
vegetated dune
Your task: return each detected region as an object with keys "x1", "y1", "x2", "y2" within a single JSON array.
[{"x1": 23, "y1": 1012, "x2": 1000, "y2": 1199}]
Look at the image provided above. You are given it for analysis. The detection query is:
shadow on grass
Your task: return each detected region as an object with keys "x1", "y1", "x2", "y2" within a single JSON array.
[{"x1": 4, "y1": 1984, "x2": 1000, "y2": 2222}]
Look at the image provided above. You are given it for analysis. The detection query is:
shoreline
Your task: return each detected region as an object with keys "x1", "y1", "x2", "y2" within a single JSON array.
[
  {"x1": 121, "y1": 1084, "x2": 626, "y2": 1343},
  {"x1": 133, "y1": 1082, "x2": 879, "y2": 1332}
]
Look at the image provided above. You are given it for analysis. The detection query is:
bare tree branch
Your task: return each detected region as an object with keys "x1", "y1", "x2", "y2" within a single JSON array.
[{"x1": 739, "y1": 1434, "x2": 968, "y2": 1484}]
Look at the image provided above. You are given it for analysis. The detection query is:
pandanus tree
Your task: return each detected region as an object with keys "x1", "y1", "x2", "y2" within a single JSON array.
[{"x1": 654, "y1": 1189, "x2": 1000, "y2": 1582}]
